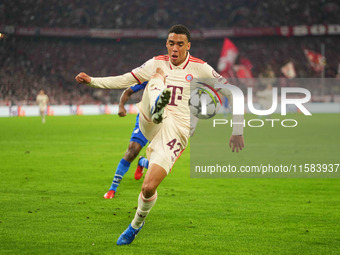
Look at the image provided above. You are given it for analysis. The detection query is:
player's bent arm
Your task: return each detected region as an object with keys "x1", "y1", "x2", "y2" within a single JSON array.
[
  {"x1": 119, "y1": 88, "x2": 134, "y2": 105},
  {"x1": 204, "y1": 66, "x2": 244, "y2": 151},
  {"x1": 88, "y1": 73, "x2": 138, "y2": 89},
  {"x1": 219, "y1": 86, "x2": 245, "y2": 152},
  {"x1": 219, "y1": 87, "x2": 244, "y2": 136},
  {"x1": 118, "y1": 88, "x2": 134, "y2": 117}
]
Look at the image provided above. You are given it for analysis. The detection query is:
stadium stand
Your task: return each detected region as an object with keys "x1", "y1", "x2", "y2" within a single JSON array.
[
  {"x1": 0, "y1": 0, "x2": 339, "y2": 105},
  {"x1": 2, "y1": 0, "x2": 339, "y2": 29}
]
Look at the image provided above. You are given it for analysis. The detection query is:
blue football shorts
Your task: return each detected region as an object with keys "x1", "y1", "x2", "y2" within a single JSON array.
[{"x1": 130, "y1": 114, "x2": 148, "y2": 147}]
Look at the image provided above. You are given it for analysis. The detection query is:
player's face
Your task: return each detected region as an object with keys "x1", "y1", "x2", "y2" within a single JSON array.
[{"x1": 166, "y1": 33, "x2": 191, "y2": 66}]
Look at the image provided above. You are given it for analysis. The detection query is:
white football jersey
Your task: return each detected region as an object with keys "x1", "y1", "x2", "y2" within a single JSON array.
[
  {"x1": 89, "y1": 53, "x2": 242, "y2": 135},
  {"x1": 36, "y1": 94, "x2": 49, "y2": 109},
  {"x1": 131, "y1": 53, "x2": 222, "y2": 123}
]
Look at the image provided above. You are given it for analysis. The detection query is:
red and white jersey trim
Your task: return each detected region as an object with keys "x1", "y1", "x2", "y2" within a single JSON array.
[
  {"x1": 154, "y1": 55, "x2": 169, "y2": 61},
  {"x1": 189, "y1": 56, "x2": 206, "y2": 64},
  {"x1": 131, "y1": 71, "x2": 142, "y2": 84},
  {"x1": 154, "y1": 54, "x2": 205, "y2": 70}
]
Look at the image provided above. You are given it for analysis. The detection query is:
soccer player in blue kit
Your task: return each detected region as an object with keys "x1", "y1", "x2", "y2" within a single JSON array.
[{"x1": 103, "y1": 82, "x2": 149, "y2": 199}]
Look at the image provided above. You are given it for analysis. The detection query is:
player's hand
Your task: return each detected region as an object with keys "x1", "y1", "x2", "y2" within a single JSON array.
[
  {"x1": 118, "y1": 106, "x2": 127, "y2": 117},
  {"x1": 229, "y1": 135, "x2": 245, "y2": 153},
  {"x1": 75, "y1": 72, "x2": 91, "y2": 84}
]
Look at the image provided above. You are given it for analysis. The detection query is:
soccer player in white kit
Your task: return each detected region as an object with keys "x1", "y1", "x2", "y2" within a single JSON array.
[
  {"x1": 75, "y1": 25, "x2": 245, "y2": 245},
  {"x1": 36, "y1": 90, "x2": 49, "y2": 123}
]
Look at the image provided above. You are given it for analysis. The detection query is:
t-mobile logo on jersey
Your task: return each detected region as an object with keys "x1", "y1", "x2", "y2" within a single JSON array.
[{"x1": 167, "y1": 85, "x2": 183, "y2": 106}]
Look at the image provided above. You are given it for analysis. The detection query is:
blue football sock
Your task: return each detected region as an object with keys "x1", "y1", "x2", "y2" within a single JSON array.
[
  {"x1": 109, "y1": 158, "x2": 131, "y2": 191},
  {"x1": 139, "y1": 157, "x2": 149, "y2": 169}
]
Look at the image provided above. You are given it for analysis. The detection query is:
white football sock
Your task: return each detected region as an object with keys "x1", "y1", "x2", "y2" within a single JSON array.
[{"x1": 131, "y1": 191, "x2": 158, "y2": 229}]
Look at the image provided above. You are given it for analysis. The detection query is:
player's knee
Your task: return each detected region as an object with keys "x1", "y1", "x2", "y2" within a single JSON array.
[
  {"x1": 124, "y1": 144, "x2": 141, "y2": 161},
  {"x1": 142, "y1": 182, "x2": 157, "y2": 198},
  {"x1": 124, "y1": 150, "x2": 137, "y2": 162},
  {"x1": 151, "y1": 68, "x2": 165, "y2": 82}
]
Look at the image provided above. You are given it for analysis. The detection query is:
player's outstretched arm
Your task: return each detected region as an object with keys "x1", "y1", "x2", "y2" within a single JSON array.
[
  {"x1": 229, "y1": 135, "x2": 245, "y2": 153},
  {"x1": 75, "y1": 72, "x2": 140, "y2": 89},
  {"x1": 220, "y1": 87, "x2": 245, "y2": 152},
  {"x1": 75, "y1": 72, "x2": 91, "y2": 84}
]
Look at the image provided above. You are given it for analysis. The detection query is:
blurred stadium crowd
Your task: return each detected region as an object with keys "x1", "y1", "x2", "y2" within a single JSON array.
[
  {"x1": 0, "y1": 0, "x2": 339, "y2": 105},
  {"x1": 2, "y1": 0, "x2": 339, "y2": 29}
]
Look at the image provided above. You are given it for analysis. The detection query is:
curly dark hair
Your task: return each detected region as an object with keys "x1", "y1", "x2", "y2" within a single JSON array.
[{"x1": 168, "y1": 24, "x2": 191, "y2": 42}]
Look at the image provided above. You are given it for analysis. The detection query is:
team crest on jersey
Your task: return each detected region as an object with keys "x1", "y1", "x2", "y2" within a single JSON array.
[{"x1": 185, "y1": 74, "x2": 193, "y2": 82}]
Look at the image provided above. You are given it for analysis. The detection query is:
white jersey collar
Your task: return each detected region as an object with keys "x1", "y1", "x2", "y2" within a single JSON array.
[{"x1": 169, "y1": 52, "x2": 190, "y2": 70}]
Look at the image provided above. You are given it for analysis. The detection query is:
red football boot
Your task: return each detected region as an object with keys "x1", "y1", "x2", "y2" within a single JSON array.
[
  {"x1": 134, "y1": 156, "x2": 144, "y2": 180},
  {"x1": 103, "y1": 190, "x2": 115, "y2": 199}
]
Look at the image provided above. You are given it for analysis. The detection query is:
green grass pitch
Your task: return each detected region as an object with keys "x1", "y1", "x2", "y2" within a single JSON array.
[{"x1": 0, "y1": 114, "x2": 339, "y2": 254}]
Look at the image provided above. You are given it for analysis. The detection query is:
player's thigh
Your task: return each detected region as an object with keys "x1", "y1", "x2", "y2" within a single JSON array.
[
  {"x1": 124, "y1": 114, "x2": 148, "y2": 160},
  {"x1": 138, "y1": 112, "x2": 162, "y2": 142},
  {"x1": 124, "y1": 141, "x2": 143, "y2": 162},
  {"x1": 148, "y1": 117, "x2": 189, "y2": 174},
  {"x1": 129, "y1": 120, "x2": 148, "y2": 148}
]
